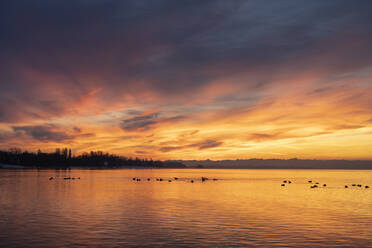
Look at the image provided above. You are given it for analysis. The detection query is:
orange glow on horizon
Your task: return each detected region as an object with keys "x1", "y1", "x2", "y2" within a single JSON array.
[{"x1": 3, "y1": 73, "x2": 372, "y2": 160}]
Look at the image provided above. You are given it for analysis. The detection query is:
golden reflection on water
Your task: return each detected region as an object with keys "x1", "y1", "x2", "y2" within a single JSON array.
[{"x1": 0, "y1": 169, "x2": 371, "y2": 247}]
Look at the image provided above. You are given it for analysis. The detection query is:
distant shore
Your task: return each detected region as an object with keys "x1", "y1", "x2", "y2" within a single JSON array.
[
  {"x1": 171, "y1": 159, "x2": 372, "y2": 170},
  {"x1": 2, "y1": 149, "x2": 372, "y2": 170},
  {"x1": 0, "y1": 149, "x2": 186, "y2": 169},
  {"x1": 0, "y1": 164, "x2": 183, "y2": 169},
  {"x1": 2, "y1": 161, "x2": 372, "y2": 170}
]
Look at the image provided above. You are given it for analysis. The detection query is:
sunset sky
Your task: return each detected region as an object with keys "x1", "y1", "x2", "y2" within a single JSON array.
[{"x1": 1, "y1": 0, "x2": 372, "y2": 160}]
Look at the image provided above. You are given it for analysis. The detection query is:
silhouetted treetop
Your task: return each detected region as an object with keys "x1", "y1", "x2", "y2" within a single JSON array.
[{"x1": 0, "y1": 148, "x2": 185, "y2": 168}]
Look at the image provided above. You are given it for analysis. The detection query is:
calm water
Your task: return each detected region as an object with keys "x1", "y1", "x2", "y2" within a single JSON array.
[{"x1": 0, "y1": 169, "x2": 371, "y2": 248}]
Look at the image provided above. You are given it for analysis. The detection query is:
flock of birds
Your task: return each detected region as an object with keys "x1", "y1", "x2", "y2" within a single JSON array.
[
  {"x1": 47, "y1": 176, "x2": 369, "y2": 189},
  {"x1": 281, "y1": 179, "x2": 369, "y2": 189},
  {"x1": 345, "y1": 184, "x2": 369, "y2": 189},
  {"x1": 48, "y1": 176, "x2": 80, "y2": 180},
  {"x1": 131, "y1": 176, "x2": 218, "y2": 183},
  {"x1": 47, "y1": 176, "x2": 218, "y2": 183}
]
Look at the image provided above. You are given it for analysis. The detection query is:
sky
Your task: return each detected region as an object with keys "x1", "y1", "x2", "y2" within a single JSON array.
[{"x1": 1, "y1": 0, "x2": 372, "y2": 160}]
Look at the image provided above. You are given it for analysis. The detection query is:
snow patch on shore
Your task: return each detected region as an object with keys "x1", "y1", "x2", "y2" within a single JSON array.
[{"x1": 0, "y1": 163, "x2": 26, "y2": 169}]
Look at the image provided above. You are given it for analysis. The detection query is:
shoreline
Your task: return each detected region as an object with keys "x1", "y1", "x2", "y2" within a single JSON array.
[{"x1": 2, "y1": 164, "x2": 372, "y2": 170}]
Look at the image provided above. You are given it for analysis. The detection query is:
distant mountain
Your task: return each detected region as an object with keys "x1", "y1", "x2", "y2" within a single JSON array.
[
  {"x1": 162, "y1": 161, "x2": 187, "y2": 168},
  {"x1": 171, "y1": 159, "x2": 372, "y2": 169}
]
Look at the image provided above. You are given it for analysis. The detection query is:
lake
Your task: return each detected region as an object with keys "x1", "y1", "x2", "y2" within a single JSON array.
[{"x1": 0, "y1": 169, "x2": 371, "y2": 247}]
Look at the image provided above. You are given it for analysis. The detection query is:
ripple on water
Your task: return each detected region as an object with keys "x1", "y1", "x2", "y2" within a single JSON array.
[{"x1": 0, "y1": 169, "x2": 371, "y2": 248}]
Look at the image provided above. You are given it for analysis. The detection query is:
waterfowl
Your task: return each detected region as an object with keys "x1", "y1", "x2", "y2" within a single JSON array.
[
  {"x1": 281, "y1": 184, "x2": 285, "y2": 187},
  {"x1": 49, "y1": 177, "x2": 54, "y2": 180},
  {"x1": 315, "y1": 182, "x2": 319, "y2": 184},
  {"x1": 147, "y1": 178, "x2": 150, "y2": 181},
  {"x1": 366, "y1": 186, "x2": 369, "y2": 188},
  {"x1": 132, "y1": 178, "x2": 136, "y2": 181},
  {"x1": 213, "y1": 178, "x2": 218, "y2": 181},
  {"x1": 311, "y1": 185, "x2": 318, "y2": 188},
  {"x1": 357, "y1": 184, "x2": 362, "y2": 187},
  {"x1": 191, "y1": 180, "x2": 194, "y2": 183},
  {"x1": 168, "y1": 180, "x2": 172, "y2": 182},
  {"x1": 201, "y1": 177, "x2": 208, "y2": 182},
  {"x1": 174, "y1": 177, "x2": 178, "y2": 180},
  {"x1": 323, "y1": 184, "x2": 327, "y2": 187},
  {"x1": 345, "y1": 185, "x2": 348, "y2": 188},
  {"x1": 288, "y1": 181, "x2": 292, "y2": 184},
  {"x1": 283, "y1": 180, "x2": 287, "y2": 183},
  {"x1": 136, "y1": 178, "x2": 141, "y2": 181},
  {"x1": 308, "y1": 180, "x2": 312, "y2": 183},
  {"x1": 352, "y1": 184, "x2": 356, "y2": 186},
  {"x1": 159, "y1": 178, "x2": 163, "y2": 181}
]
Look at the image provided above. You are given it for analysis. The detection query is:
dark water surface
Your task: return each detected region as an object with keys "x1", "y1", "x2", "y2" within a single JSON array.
[{"x1": 0, "y1": 169, "x2": 371, "y2": 248}]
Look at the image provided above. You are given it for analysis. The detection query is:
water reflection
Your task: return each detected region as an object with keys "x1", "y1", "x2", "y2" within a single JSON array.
[{"x1": 0, "y1": 169, "x2": 371, "y2": 247}]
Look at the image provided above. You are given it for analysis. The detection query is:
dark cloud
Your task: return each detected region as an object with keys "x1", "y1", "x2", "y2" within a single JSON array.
[
  {"x1": 11, "y1": 125, "x2": 95, "y2": 142},
  {"x1": 160, "y1": 139, "x2": 223, "y2": 152},
  {"x1": 79, "y1": 133, "x2": 96, "y2": 138},
  {"x1": 120, "y1": 112, "x2": 185, "y2": 131},
  {"x1": 189, "y1": 130, "x2": 199, "y2": 135},
  {"x1": 309, "y1": 87, "x2": 335, "y2": 95},
  {"x1": 73, "y1": 127, "x2": 82, "y2": 133},
  {"x1": 247, "y1": 130, "x2": 334, "y2": 142},
  {"x1": 0, "y1": 97, "x2": 40, "y2": 123},
  {"x1": 135, "y1": 150, "x2": 147, "y2": 154},
  {"x1": 178, "y1": 130, "x2": 199, "y2": 138},
  {"x1": 120, "y1": 113, "x2": 159, "y2": 131},
  {"x1": 159, "y1": 146, "x2": 180, "y2": 152},
  {"x1": 196, "y1": 139, "x2": 223, "y2": 150},
  {"x1": 1, "y1": 0, "x2": 372, "y2": 123},
  {"x1": 0, "y1": 132, "x2": 12, "y2": 142},
  {"x1": 12, "y1": 125, "x2": 72, "y2": 142}
]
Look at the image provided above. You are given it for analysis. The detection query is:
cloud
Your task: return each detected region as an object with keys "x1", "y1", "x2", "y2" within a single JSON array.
[
  {"x1": 0, "y1": 131, "x2": 12, "y2": 142},
  {"x1": 11, "y1": 125, "x2": 95, "y2": 143},
  {"x1": 330, "y1": 124, "x2": 364, "y2": 130},
  {"x1": 248, "y1": 133, "x2": 278, "y2": 142},
  {"x1": 160, "y1": 139, "x2": 223, "y2": 152},
  {"x1": 135, "y1": 150, "x2": 148, "y2": 154},
  {"x1": 1, "y1": 0, "x2": 372, "y2": 124},
  {"x1": 1, "y1": 1, "x2": 372, "y2": 159},
  {"x1": 120, "y1": 112, "x2": 185, "y2": 131},
  {"x1": 159, "y1": 146, "x2": 181, "y2": 152},
  {"x1": 73, "y1": 127, "x2": 82, "y2": 133},
  {"x1": 12, "y1": 125, "x2": 72, "y2": 142},
  {"x1": 78, "y1": 132, "x2": 96, "y2": 138},
  {"x1": 245, "y1": 130, "x2": 335, "y2": 143},
  {"x1": 196, "y1": 139, "x2": 223, "y2": 149},
  {"x1": 120, "y1": 113, "x2": 159, "y2": 131}
]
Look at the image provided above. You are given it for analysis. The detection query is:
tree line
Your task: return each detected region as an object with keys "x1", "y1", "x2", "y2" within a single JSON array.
[{"x1": 0, "y1": 148, "x2": 185, "y2": 168}]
